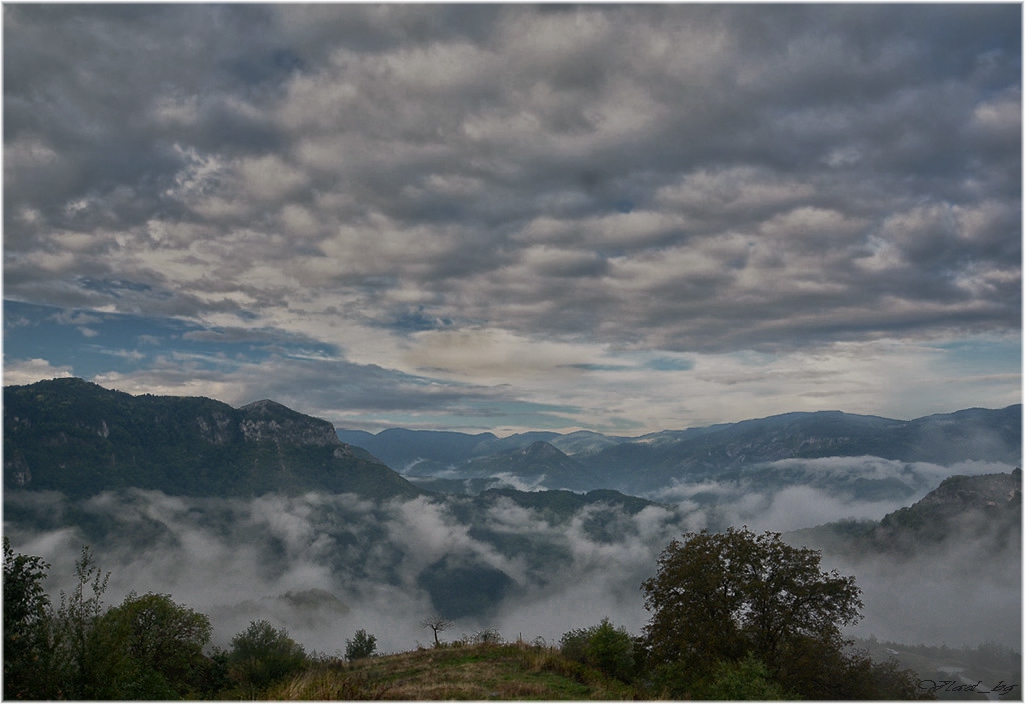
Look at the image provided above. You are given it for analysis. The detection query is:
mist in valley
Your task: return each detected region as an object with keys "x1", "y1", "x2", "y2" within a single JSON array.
[{"x1": 3, "y1": 457, "x2": 1019, "y2": 658}]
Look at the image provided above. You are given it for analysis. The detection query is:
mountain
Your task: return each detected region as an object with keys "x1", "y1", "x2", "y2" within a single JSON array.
[
  {"x1": 335, "y1": 427, "x2": 499, "y2": 472},
  {"x1": 446, "y1": 441, "x2": 592, "y2": 491},
  {"x1": 340, "y1": 406, "x2": 1022, "y2": 496},
  {"x1": 3, "y1": 378, "x2": 423, "y2": 500},
  {"x1": 579, "y1": 408, "x2": 1022, "y2": 493},
  {"x1": 863, "y1": 469, "x2": 1022, "y2": 552},
  {"x1": 787, "y1": 469, "x2": 1022, "y2": 557}
]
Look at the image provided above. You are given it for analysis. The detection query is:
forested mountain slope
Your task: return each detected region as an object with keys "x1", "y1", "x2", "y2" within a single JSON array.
[{"x1": 3, "y1": 378, "x2": 422, "y2": 500}]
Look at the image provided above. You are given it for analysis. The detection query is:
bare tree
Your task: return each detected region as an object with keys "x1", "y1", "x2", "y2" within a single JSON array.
[{"x1": 420, "y1": 615, "x2": 453, "y2": 647}]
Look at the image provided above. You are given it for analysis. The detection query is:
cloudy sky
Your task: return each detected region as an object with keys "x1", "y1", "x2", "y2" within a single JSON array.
[{"x1": 4, "y1": 4, "x2": 1021, "y2": 435}]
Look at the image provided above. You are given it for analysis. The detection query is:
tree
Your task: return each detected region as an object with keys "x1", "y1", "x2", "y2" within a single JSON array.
[
  {"x1": 344, "y1": 628, "x2": 378, "y2": 660},
  {"x1": 3, "y1": 538, "x2": 53, "y2": 699},
  {"x1": 91, "y1": 592, "x2": 213, "y2": 698},
  {"x1": 421, "y1": 615, "x2": 453, "y2": 647},
  {"x1": 227, "y1": 619, "x2": 307, "y2": 695},
  {"x1": 49, "y1": 545, "x2": 111, "y2": 700},
  {"x1": 641, "y1": 527, "x2": 863, "y2": 691}
]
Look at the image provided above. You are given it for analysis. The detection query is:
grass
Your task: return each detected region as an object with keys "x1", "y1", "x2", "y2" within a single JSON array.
[{"x1": 264, "y1": 641, "x2": 647, "y2": 700}]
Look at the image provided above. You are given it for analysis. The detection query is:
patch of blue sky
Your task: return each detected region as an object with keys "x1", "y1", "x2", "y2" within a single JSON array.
[
  {"x1": 645, "y1": 357, "x2": 695, "y2": 372},
  {"x1": 76, "y1": 276, "x2": 164, "y2": 299},
  {"x1": 933, "y1": 336, "x2": 1022, "y2": 369},
  {"x1": 2, "y1": 300, "x2": 338, "y2": 380},
  {"x1": 561, "y1": 363, "x2": 634, "y2": 372},
  {"x1": 383, "y1": 307, "x2": 453, "y2": 333}
]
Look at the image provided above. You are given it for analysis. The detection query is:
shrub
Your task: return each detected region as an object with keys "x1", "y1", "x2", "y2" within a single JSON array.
[
  {"x1": 345, "y1": 628, "x2": 378, "y2": 660},
  {"x1": 228, "y1": 620, "x2": 308, "y2": 695},
  {"x1": 695, "y1": 655, "x2": 795, "y2": 700},
  {"x1": 469, "y1": 627, "x2": 503, "y2": 646},
  {"x1": 560, "y1": 618, "x2": 635, "y2": 682}
]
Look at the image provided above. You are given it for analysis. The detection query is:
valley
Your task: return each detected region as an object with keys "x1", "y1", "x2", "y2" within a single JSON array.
[{"x1": 3, "y1": 378, "x2": 1021, "y2": 698}]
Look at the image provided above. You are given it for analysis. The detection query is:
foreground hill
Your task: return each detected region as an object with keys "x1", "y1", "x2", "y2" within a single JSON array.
[
  {"x1": 268, "y1": 642, "x2": 639, "y2": 700},
  {"x1": 3, "y1": 378, "x2": 423, "y2": 500}
]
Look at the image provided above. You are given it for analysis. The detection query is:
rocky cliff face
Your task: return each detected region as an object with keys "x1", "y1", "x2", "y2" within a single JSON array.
[{"x1": 238, "y1": 399, "x2": 341, "y2": 447}]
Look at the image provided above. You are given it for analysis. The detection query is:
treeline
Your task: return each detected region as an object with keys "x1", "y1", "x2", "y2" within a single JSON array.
[
  {"x1": 3, "y1": 538, "x2": 367, "y2": 699},
  {"x1": 4, "y1": 529, "x2": 929, "y2": 700}
]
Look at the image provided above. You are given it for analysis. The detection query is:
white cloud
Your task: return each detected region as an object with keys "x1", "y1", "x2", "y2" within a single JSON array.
[
  {"x1": 4, "y1": 358, "x2": 75, "y2": 386},
  {"x1": 2, "y1": 4, "x2": 1019, "y2": 432}
]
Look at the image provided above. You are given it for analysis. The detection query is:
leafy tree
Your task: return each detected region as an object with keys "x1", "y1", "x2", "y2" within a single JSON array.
[
  {"x1": 90, "y1": 592, "x2": 212, "y2": 698},
  {"x1": 421, "y1": 614, "x2": 453, "y2": 647},
  {"x1": 49, "y1": 545, "x2": 111, "y2": 699},
  {"x1": 641, "y1": 527, "x2": 863, "y2": 693},
  {"x1": 228, "y1": 619, "x2": 307, "y2": 695},
  {"x1": 3, "y1": 538, "x2": 53, "y2": 699},
  {"x1": 345, "y1": 628, "x2": 378, "y2": 660},
  {"x1": 560, "y1": 618, "x2": 635, "y2": 682}
]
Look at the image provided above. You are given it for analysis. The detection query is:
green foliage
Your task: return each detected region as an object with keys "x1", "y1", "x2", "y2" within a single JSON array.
[
  {"x1": 694, "y1": 655, "x2": 796, "y2": 700},
  {"x1": 345, "y1": 628, "x2": 378, "y2": 660},
  {"x1": 91, "y1": 592, "x2": 213, "y2": 698},
  {"x1": 560, "y1": 618, "x2": 635, "y2": 682},
  {"x1": 49, "y1": 545, "x2": 111, "y2": 699},
  {"x1": 642, "y1": 526, "x2": 863, "y2": 676},
  {"x1": 3, "y1": 537, "x2": 53, "y2": 699},
  {"x1": 228, "y1": 619, "x2": 308, "y2": 695},
  {"x1": 830, "y1": 649, "x2": 929, "y2": 700}
]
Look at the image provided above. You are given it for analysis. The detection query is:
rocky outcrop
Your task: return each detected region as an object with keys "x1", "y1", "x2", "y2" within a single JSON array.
[{"x1": 238, "y1": 399, "x2": 340, "y2": 447}]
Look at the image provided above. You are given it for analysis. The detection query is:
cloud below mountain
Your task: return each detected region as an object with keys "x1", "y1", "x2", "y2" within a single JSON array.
[{"x1": 7, "y1": 457, "x2": 1018, "y2": 655}]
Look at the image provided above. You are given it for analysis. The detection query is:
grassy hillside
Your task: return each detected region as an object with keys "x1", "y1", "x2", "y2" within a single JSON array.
[{"x1": 266, "y1": 642, "x2": 643, "y2": 700}]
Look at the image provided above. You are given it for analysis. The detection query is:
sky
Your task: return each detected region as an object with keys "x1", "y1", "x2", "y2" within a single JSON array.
[{"x1": 3, "y1": 4, "x2": 1022, "y2": 436}]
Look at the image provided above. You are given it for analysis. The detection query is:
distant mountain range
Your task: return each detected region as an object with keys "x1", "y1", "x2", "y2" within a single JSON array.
[
  {"x1": 3, "y1": 378, "x2": 422, "y2": 500},
  {"x1": 339, "y1": 406, "x2": 1022, "y2": 497},
  {"x1": 6, "y1": 378, "x2": 1020, "y2": 504}
]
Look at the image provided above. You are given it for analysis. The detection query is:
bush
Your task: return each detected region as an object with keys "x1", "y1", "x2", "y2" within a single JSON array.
[
  {"x1": 469, "y1": 627, "x2": 503, "y2": 646},
  {"x1": 560, "y1": 618, "x2": 635, "y2": 682},
  {"x1": 345, "y1": 628, "x2": 378, "y2": 660},
  {"x1": 228, "y1": 620, "x2": 308, "y2": 695},
  {"x1": 695, "y1": 655, "x2": 795, "y2": 700}
]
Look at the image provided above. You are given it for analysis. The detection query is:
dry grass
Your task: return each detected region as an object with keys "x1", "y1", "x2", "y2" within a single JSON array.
[{"x1": 265, "y1": 642, "x2": 641, "y2": 700}]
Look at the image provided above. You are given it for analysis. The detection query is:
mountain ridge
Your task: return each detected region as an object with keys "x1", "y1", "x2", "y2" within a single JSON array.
[
  {"x1": 341, "y1": 405, "x2": 1022, "y2": 496},
  {"x1": 3, "y1": 377, "x2": 421, "y2": 500}
]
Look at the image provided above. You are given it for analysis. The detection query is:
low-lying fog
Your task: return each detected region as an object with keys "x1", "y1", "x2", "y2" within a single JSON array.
[{"x1": 4, "y1": 457, "x2": 1019, "y2": 656}]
